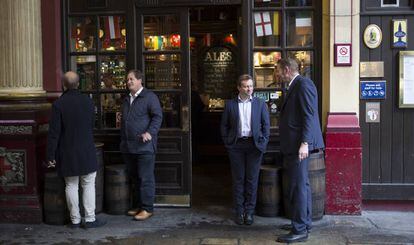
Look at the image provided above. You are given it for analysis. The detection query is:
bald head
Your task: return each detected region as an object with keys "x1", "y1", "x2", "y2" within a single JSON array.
[{"x1": 62, "y1": 71, "x2": 80, "y2": 90}]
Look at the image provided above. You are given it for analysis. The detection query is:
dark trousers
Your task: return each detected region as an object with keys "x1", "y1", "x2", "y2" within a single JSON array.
[
  {"x1": 227, "y1": 139, "x2": 263, "y2": 215},
  {"x1": 123, "y1": 153, "x2": 155, "y2": 212},
  {"x1": 283, "y1": 154, "x2": 312, "y2": 234}
]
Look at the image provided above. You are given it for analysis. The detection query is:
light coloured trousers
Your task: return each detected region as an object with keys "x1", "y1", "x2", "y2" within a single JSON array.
[{"x1": 64, "y1": 171, "x2": 96, "y2": 224}]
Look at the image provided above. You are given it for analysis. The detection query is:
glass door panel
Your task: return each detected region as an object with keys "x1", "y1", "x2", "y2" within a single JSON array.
[
  {"x1": 71, "y1": 56, "x2": 97, "y2": 91},
  {"x1": 144, "y1": 54, "x2": 181, "y2": 89},
  {"x1": 143, "y1": 15, "x2": 181, "y2": 51},
  {"x1": 69, "y1": 17, "x2": 96, "y2": 52}
]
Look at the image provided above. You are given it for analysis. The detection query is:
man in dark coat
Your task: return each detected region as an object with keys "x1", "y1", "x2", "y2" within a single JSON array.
[
  {"x1": 220, "y1": 74, "x2": 270, "y2": 225},
  {"x1": 276, "y1": 58, "x2": 324, "y2": 243},
  {"x1": 120, "y1": 70, "x2": 163, "y2": 221},
  {"x1": 47, "y1": 71, "x2": 105, "y2": 229}
]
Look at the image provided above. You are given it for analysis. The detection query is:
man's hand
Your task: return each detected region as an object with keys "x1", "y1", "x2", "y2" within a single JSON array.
[
  {"x1": 141, "y1": 132, "x2": 152, "y2": 142},
  {"x1": 298, "y1": 143, "x2": 309, "y2": 161},
  {"x1": 47, "y1": 160, "x2": 56, "y2": 168}
]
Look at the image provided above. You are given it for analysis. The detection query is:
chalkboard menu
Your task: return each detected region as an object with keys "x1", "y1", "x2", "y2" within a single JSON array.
[{"x1": 201, "y1": 46, "x2": 237, "y2": 99}]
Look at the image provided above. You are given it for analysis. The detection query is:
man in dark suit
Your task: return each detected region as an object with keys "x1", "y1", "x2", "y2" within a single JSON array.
[
  {"x1": 220, "y1": 74, "x2": 270, "y2": 225},
  {"x1": 120, "y1": 70, "x2": 163, "y2": 221},
  {"x1": 276, "y1": 58, "x2": 324, "y2": 243},
  {"x1": 47, "y1": 71, "x2": 106, "y2": 229}
]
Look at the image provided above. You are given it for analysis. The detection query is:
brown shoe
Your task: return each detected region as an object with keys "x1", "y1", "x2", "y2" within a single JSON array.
[
  {"x1": 134, "y1": 210, "x2": 153, "y2": 221},
  {"x1": 127, "y1": 208, "x2": 140, "y2": 216}
]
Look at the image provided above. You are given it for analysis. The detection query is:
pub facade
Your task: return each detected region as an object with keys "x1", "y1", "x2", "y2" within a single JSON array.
[{"x1": 0, "y1": 0, "x2": 413, "y2": 223}]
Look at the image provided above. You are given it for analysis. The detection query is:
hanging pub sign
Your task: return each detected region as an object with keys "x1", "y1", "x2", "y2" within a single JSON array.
[
  {"x1": 360, "y1": 80, "x2": 386, "y2": 99},
  {"x1": 392, "y1": 19, "x2": 407, "y2": 48},
  {"x1": 334, "y1": 43, "x2": 352, "y2": 66},
  {"x1": 363, "y1": 24, "x2": 382, "y2": 49}
]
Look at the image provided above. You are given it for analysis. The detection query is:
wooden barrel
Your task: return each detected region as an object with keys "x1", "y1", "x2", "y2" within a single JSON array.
[
  {"x1": 282, "y1": 150, "x2": 325, "y2": 220},
  {"x1": 43, "y1": 172, "x2": 69, "y2": 225},
  {"x1": 256, "y1": 165, "x2": 282, "y2": 217},
  {"x1": 79, "y1": 143, "x2": 104, "y2": 214},
  {"x1": 104, "y1": 164, "x2": 129, "y2": 214}
]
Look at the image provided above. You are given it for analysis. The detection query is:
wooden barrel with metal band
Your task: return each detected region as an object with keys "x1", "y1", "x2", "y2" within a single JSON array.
[
  {"x1": 43, "y1": 171, "x2": 69, "y2": 225},
  {"x1": 104, "y1": 164, "x2": 129, "y2": 214},
  {"x1": 282, "y1": 150, "x2": 325, "y2": 220},
  {"x1": 256, "y1": 165, "x2": 282, "y2": 217}
]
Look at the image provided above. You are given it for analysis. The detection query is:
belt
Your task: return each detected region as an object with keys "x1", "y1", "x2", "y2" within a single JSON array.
[{"x1": 238, "y1": 136, "x2": 252, "y2": 140}]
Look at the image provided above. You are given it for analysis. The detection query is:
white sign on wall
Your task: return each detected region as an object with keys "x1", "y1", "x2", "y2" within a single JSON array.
[{"x1": 334, "y1": 43, "x2": 352, "y2": 66}]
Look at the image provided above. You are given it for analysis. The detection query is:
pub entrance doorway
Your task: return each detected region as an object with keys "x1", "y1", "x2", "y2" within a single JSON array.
[{"x1": 189, "y1": 6, "x2": 240, "y2": 208}]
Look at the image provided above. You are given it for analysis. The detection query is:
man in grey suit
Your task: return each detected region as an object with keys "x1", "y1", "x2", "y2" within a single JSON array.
[
  {"x1": 276, "y1": 58, "x2": 324, "y2": 243},
  {"x1": 220, "y1": 74, "x2": 270, "y2": 225},
  {"x1": 120, "y1": 70, "x2": 163, "y2": 221}
]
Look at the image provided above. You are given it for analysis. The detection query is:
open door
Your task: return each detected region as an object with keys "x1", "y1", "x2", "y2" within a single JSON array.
[{"x1": 136, "y1": 8, "x2": 191, "y2": 206}]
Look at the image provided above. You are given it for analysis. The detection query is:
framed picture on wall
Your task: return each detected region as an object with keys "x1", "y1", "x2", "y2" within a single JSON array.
[
  {"x1": 392, "y1": 19, "x2": 407, "y2": 48},
  {"x1": 398, "y1": 51, "x2": 414, "y2": 108}
]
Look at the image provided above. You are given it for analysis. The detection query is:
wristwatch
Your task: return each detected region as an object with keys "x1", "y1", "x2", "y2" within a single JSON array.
[{"x1": 302, "y1": 142, "x2": 308, "y2": 145}]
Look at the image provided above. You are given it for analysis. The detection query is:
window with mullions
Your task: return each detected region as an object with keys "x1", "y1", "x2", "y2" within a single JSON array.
[
  {"x1": 142, "y1": 14, "x2": 182, "y2": 128},
  {"x1": 252, "y1": 2, "x2": 315, "y2": 127},
  {"x1": 68, "y1": 15, "x2": 127, "y2": 130}
]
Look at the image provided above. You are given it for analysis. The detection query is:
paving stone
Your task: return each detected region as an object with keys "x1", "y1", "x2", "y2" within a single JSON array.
[{"x1": 200, "y1": 238, "x2": 238, "y2": 245}]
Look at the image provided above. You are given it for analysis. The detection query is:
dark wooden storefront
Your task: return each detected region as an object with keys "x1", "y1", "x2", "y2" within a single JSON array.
[
  {"x1": 62, "y1": 0, "x2": 321, "y2": 206},
  {"x1": 360, "y1": 0, "x2": 414, "y2": 200}
]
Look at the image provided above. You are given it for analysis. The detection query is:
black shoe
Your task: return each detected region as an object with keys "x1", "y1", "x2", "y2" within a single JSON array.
[
  {"x1": 279, "y1": 224, "x2": 312, "y2": 233},
  {"x1": 84, "y1": 219, "x2": 106, "y2": 229},
  {"x1": 245, "y1": 214, "x2": 254, "y2": 225},
  {"x1": 234, "y1": 214, "x2": 244, "y2": 225},
  {"x1": 68, "y1": 223, "x2": 81, "y2": 229},
  {"x1": 277, "y1": 232, "x2": 308, "y2": 243}
]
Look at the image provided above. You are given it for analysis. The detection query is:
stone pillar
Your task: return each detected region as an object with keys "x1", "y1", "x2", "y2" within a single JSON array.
[
  {"x1": 322, "y1": 0, "x2": 362, "y2": 215},
  {"x1": 0, "y1": 0, "x2": 50, "y2": 223},
  {"x1": 0, "y1": 0, "x2": 44, "y2": 95}
]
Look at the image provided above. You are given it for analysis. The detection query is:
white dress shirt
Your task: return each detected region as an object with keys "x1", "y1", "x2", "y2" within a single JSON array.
[
  {"x1": 129, "y1": 87, "x2": 143, "y2": 105},
  {"x1": 288, "y1": 74, "x2": 299, "y2": 89},
  {"x1": 238, "y1": 95, "x2": 252, "y2": 137}
]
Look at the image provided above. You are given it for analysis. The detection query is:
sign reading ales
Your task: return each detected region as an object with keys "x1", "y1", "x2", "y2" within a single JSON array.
[{"x1": 201, "y1": 46, "x2": 236, "y2": 100}]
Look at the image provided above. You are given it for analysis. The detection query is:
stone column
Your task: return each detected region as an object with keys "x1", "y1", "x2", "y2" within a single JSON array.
[
  {"x1": 0, "y1": 0, "x2": 44, "y2": 96},
  {"x1": 0, "y1": 0, "x2": 50, "y2": 223}
]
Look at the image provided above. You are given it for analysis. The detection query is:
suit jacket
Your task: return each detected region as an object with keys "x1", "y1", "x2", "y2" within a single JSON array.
[
  {"x1": 279, "y1": 75, "x2": 325, "y2": 155},
  {"x1": 120, "y1": 88, "x2": 163, "y2": 154},
  {"x1": 47, "y1": 89, "x2": 97, "y2": 177},
  {"x1": 220, "y1": 96, "x2": 270, "y2": 153}
]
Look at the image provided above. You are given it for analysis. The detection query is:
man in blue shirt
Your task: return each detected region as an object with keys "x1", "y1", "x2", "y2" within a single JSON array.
[{"x1": 220, "y1": 74, "x2": 270, "y2": 225}]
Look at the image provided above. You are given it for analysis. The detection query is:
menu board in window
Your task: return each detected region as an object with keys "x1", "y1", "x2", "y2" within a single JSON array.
[{"x1": 200, "y1": 46, "x2": 237, "y2": 110}]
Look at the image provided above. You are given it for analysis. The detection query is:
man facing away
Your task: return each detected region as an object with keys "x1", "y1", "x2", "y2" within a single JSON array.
[
  {"x1": 220, "y1": 74, "x2": 270, "y2": 225},
  {"x1": 120, "y1": 70, "x2": 163, "y2": 221},
  {"x1": 47, "y1": 71, "x2": 106, "y2": 229},
  {"x1": 276, "y1": 58, "x2": 324, "y2": 243}
]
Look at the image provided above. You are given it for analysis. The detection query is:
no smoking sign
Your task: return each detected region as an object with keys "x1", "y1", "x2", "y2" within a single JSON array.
[{"x1": 334, "y1": 43, "x2": 352, "y2": 66}]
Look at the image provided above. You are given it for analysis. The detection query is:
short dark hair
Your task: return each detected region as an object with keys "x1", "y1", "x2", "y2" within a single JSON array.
[
  {"x1": 277, "y1": 58, "x2": 299, "y2": 72},
  {"x1": 127, "y1": 69, "x2": 144, "y2": 81},
  {"x1": 62, "y1": 71, "x2": 79, "y2": 90},
  {"x1": 237, "y1": 74, "x2": 253, "y2": 87}
]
